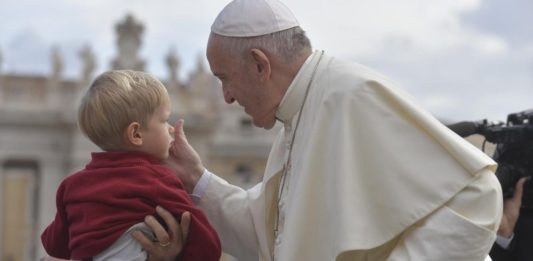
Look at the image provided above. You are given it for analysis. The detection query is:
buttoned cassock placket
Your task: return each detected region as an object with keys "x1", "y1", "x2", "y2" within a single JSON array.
[
  {"x1": 270, "y1": 51, "x2": 324, "y2": 260},
  {"x1": 273, "y1": 120, "x2": 293, "y2": 259}
]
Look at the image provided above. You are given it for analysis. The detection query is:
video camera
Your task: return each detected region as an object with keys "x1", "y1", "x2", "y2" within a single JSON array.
[{"x1": 447, "y1": 109, "x2": 533, "y2": 207}]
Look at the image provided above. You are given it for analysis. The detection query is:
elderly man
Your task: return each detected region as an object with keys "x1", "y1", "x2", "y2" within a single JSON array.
[{"x1": 135, "y1": 0, "x2": 503, "y2": 260}]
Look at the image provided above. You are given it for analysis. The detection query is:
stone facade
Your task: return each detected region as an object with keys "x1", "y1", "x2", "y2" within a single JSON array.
[{"x1": 0, "y1": 14, "x2": 276, "y2": 260}]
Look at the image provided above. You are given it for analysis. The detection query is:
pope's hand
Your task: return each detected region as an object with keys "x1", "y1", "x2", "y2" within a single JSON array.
[{"x1": 166, "y1": 119, "x2": 204, "y2": 193}]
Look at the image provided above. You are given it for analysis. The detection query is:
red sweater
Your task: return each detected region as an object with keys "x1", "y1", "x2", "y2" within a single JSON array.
[{"x1": 41, "y1": 151, "x2": 221, "y2": 260}]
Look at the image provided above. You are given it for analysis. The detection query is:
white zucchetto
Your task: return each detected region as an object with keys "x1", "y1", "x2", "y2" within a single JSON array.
[{"x1": 211, "y1": 0, "x2": 300, "y2": 37}]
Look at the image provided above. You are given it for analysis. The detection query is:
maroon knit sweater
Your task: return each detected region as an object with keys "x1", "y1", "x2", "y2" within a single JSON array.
[{"x1": 41, "y1": 151, "x2": 221, "y2": 260}]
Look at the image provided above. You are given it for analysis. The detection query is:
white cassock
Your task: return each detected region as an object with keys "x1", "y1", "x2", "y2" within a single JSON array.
[{"x1": 197, "y1": 51, "x2": 503, "y2": 261}]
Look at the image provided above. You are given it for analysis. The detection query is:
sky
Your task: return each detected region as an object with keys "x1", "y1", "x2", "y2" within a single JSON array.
[{"x1": 0, "y1": 0, "x2": 532, "y2": 123}]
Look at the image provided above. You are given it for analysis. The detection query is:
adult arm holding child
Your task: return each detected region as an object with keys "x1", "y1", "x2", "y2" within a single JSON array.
[{"x1": 132, "y1": 206, "x2": 191, "y2": 261}]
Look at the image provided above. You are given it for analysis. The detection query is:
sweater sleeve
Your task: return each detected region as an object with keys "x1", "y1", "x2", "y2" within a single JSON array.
[{"x1": 41, "y1": 183, "x2": 71, "y2": 259}]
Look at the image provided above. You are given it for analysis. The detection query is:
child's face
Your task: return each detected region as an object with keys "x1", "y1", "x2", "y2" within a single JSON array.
[{"x1": 139, "y1": 100, "x2": 174, "y2": 160}]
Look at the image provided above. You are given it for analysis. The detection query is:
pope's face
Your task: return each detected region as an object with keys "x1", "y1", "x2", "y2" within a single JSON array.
[{"x1": 207, "y1": 36, "x2": 278, "y2": 129}]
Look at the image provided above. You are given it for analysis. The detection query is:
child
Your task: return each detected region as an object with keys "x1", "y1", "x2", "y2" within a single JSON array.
[{"x1": 41, "y1": 70, "x2": 221, "y2": 261}]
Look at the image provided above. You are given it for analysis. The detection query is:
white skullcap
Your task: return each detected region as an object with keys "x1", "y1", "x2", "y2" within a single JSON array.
[{"x1": 211, "y1": 0, "x2": 300, "y2": 37}]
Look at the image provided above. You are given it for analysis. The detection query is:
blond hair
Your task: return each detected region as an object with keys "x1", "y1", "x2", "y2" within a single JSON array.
[{"x1": 78, "y1": 70, "x2": 169, "y2": 151}]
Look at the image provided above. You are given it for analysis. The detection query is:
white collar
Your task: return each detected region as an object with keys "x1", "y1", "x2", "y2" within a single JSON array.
[{"x1": 275, "y1": 50, "x2": 323, "y2": 124}]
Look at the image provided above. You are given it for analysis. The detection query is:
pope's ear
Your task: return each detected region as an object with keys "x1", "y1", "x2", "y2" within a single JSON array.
[
  {"x1": 249, "y1": 48, "x2": 271, "y2": 80},
  {"x1": 125, "y1": 122, "x2": 143, "y2": 146}
]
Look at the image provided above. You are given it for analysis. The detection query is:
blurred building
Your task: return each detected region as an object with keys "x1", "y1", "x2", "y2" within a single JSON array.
[{"x1": 0, "y1": 14, "x2": 276, "y2": 261}]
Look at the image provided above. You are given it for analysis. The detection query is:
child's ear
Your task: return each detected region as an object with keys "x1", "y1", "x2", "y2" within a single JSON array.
[{"x1": 125, "y1": 122, "x2": 143, "y2": 146}]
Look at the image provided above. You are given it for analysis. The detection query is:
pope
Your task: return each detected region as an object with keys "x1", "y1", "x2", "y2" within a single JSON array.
[{"x1": 136, "y1": 0, "x2": 503, "y2": 260}]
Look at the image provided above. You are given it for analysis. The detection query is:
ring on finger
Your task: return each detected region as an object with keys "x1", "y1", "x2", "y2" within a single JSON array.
[{"x1": 158, "y1": 241, "x2": 171, "y2": 247}]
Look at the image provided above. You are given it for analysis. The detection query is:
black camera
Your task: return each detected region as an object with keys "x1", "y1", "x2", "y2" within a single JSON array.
[{"x1": 447, "y1": 109, "x2": 533, "y2": 207}]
